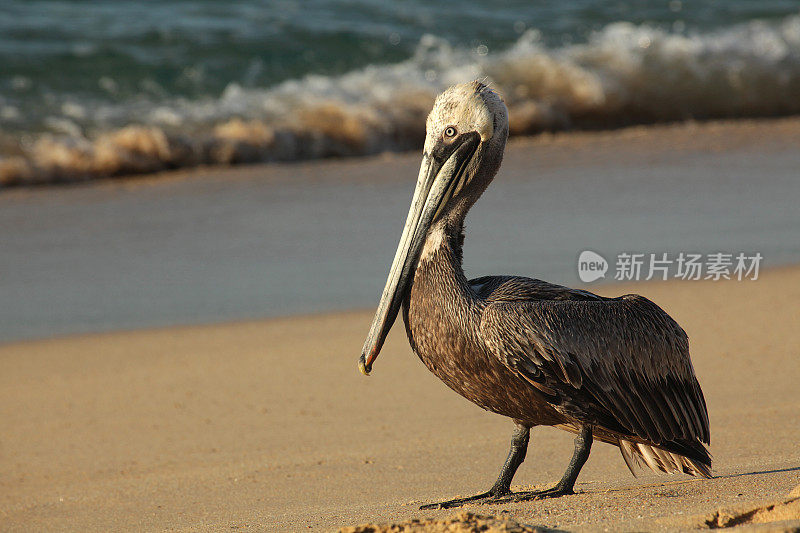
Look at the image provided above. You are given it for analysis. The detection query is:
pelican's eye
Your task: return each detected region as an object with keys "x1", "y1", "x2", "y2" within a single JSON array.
[{"x1": 443, "y1": 126, "x2": 457, "y2": 138}]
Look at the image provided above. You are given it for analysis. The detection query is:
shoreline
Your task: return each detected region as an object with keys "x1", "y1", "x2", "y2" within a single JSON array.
[
  {"x1": 3, "y1": 114, "x2": 800, "y2": 190},
  {"x1": 1, "y1": 261, "x2": 798, "y2": 351},
  {"x1": 2, "y1": 266, "x2": 799, "y2": 531}
]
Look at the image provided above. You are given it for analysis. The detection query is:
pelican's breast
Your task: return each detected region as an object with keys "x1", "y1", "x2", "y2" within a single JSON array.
[{"x1": 402, "y1": 235, "x2": 565, "y2": 426}]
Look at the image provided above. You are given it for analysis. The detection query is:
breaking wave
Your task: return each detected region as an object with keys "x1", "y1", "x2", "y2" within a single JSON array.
[{"x1": 2, "y1": 15, "x2": 800, "y2": 186}]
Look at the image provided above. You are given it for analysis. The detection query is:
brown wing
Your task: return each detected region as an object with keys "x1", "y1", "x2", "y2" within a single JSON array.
[{"x1": 479, "y1": 285, "x2": 710, "y2": 447}]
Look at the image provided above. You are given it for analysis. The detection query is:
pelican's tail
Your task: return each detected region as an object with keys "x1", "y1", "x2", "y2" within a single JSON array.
[{"x1": 618, "y1": 438, "x2": 712, "y2": 478}]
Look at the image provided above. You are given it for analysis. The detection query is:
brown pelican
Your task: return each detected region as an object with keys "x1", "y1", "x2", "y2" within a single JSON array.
[{"x1": 359, "y1": 81, "x2": 711, "y2": 509}]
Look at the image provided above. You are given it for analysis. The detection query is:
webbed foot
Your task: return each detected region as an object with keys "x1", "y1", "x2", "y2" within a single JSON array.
[
  {"x1": 419, "y1": 489, "x2": 508, "y2": 510},
  {"x1": 489, "y1": 484, "x2": 576, "y2": 503},
  {"x1": 419, "y1": 484, "x2": 578, "y2": 509}
]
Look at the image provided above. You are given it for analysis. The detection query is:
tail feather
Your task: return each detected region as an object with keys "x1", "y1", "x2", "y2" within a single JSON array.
[{"x1": 618, "y1": 438, "x2": 712, "y2": 478}]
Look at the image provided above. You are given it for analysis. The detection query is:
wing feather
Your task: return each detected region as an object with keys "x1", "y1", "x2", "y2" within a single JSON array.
[{"x1": 480, "y1": 291, "x2": 710, "y2": 448}]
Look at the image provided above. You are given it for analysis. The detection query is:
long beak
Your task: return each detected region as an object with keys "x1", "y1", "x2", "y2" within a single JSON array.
[{"x1": 359, "y1": 132, "x2": 481, "y2": 375}]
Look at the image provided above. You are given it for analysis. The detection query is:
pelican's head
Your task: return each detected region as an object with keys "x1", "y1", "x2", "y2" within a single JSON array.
[
  {"x1": 359, "y1": 81, "x2": 508, "y2": 375},
  {"x1": 424, "y1": 80, "x2": 508, "y2": 170}
]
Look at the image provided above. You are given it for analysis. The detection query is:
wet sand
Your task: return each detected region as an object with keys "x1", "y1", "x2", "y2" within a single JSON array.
[{"x1": 2, "y1": 265, "x2": 799, "y2": 531}]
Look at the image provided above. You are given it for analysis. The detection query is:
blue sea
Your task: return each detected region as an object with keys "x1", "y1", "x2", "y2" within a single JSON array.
[{"x1": 1, "y1": 0, "x2": 799, "y2": 183}]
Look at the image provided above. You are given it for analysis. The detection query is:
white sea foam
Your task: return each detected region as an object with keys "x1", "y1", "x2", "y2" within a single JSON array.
[{"x1": 3, "y1": 15, "x2": 800, "y2": 185}]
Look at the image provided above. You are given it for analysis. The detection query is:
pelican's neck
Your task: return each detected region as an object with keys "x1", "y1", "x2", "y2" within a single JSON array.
[
  {"x1": 405, "y1": 214, "x2": 481, "y2": 350},
  {"x1": 414, "y1": 139, "x2": 503, "y2": 301},
  {"x1": 419, "y1": 217, "x2": 463, "y2": 267}
]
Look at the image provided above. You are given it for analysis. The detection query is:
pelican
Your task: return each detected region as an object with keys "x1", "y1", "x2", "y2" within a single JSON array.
[{"x1": 359, "y1": 81, "x2": 711, "y2": 509}]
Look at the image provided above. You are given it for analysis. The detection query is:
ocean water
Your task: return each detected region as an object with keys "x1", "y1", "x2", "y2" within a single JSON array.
[{"x1": 1, "y1": 0, "x2": 799, "y2": 184}]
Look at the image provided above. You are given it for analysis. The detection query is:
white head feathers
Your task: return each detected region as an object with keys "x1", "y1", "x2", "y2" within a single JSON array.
[{"x1": 424, "y1": 81, "x2": 508, "y2": 151}]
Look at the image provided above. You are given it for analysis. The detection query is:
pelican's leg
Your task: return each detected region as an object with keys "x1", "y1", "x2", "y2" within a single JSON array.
[
  {"x1": 419, "y1": 423, "x2": 530, "y2": 510},
  {"x1": 493, "y1": 424, "x2": 593, "y2": 502}
]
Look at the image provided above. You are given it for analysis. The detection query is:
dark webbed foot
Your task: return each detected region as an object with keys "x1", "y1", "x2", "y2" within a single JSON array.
[
  {"x1": 419, "y1": 489, "x2": 507, "y2": 510},
  {"x1": 489, "y1": 484, "x2": 576, "y2": 503},
  {"x1": 419, "y1": 484, "x2": 576, "y2": 509}
]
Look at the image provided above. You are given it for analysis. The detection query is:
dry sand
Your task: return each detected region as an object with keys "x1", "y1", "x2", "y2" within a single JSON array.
[{"x1": 1, "y1": 263, "x2": 799, "y2": 531}]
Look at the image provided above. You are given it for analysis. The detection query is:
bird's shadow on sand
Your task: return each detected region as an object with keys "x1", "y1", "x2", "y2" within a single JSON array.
[
  {"x1": 713, "y1": 466, "x2": 800, "y2": 480},
  {"x1": 570, "y1": 466, "x2": 800, "y2": 496}
]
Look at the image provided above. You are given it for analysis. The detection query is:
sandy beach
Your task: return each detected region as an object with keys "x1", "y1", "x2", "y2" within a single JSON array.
[
  {"x1": 2, "y1": 261, "x2": 799, "y2": 531},
  {"x1": 4, "y1": 3, "x2": 800, "y2": 530}
]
